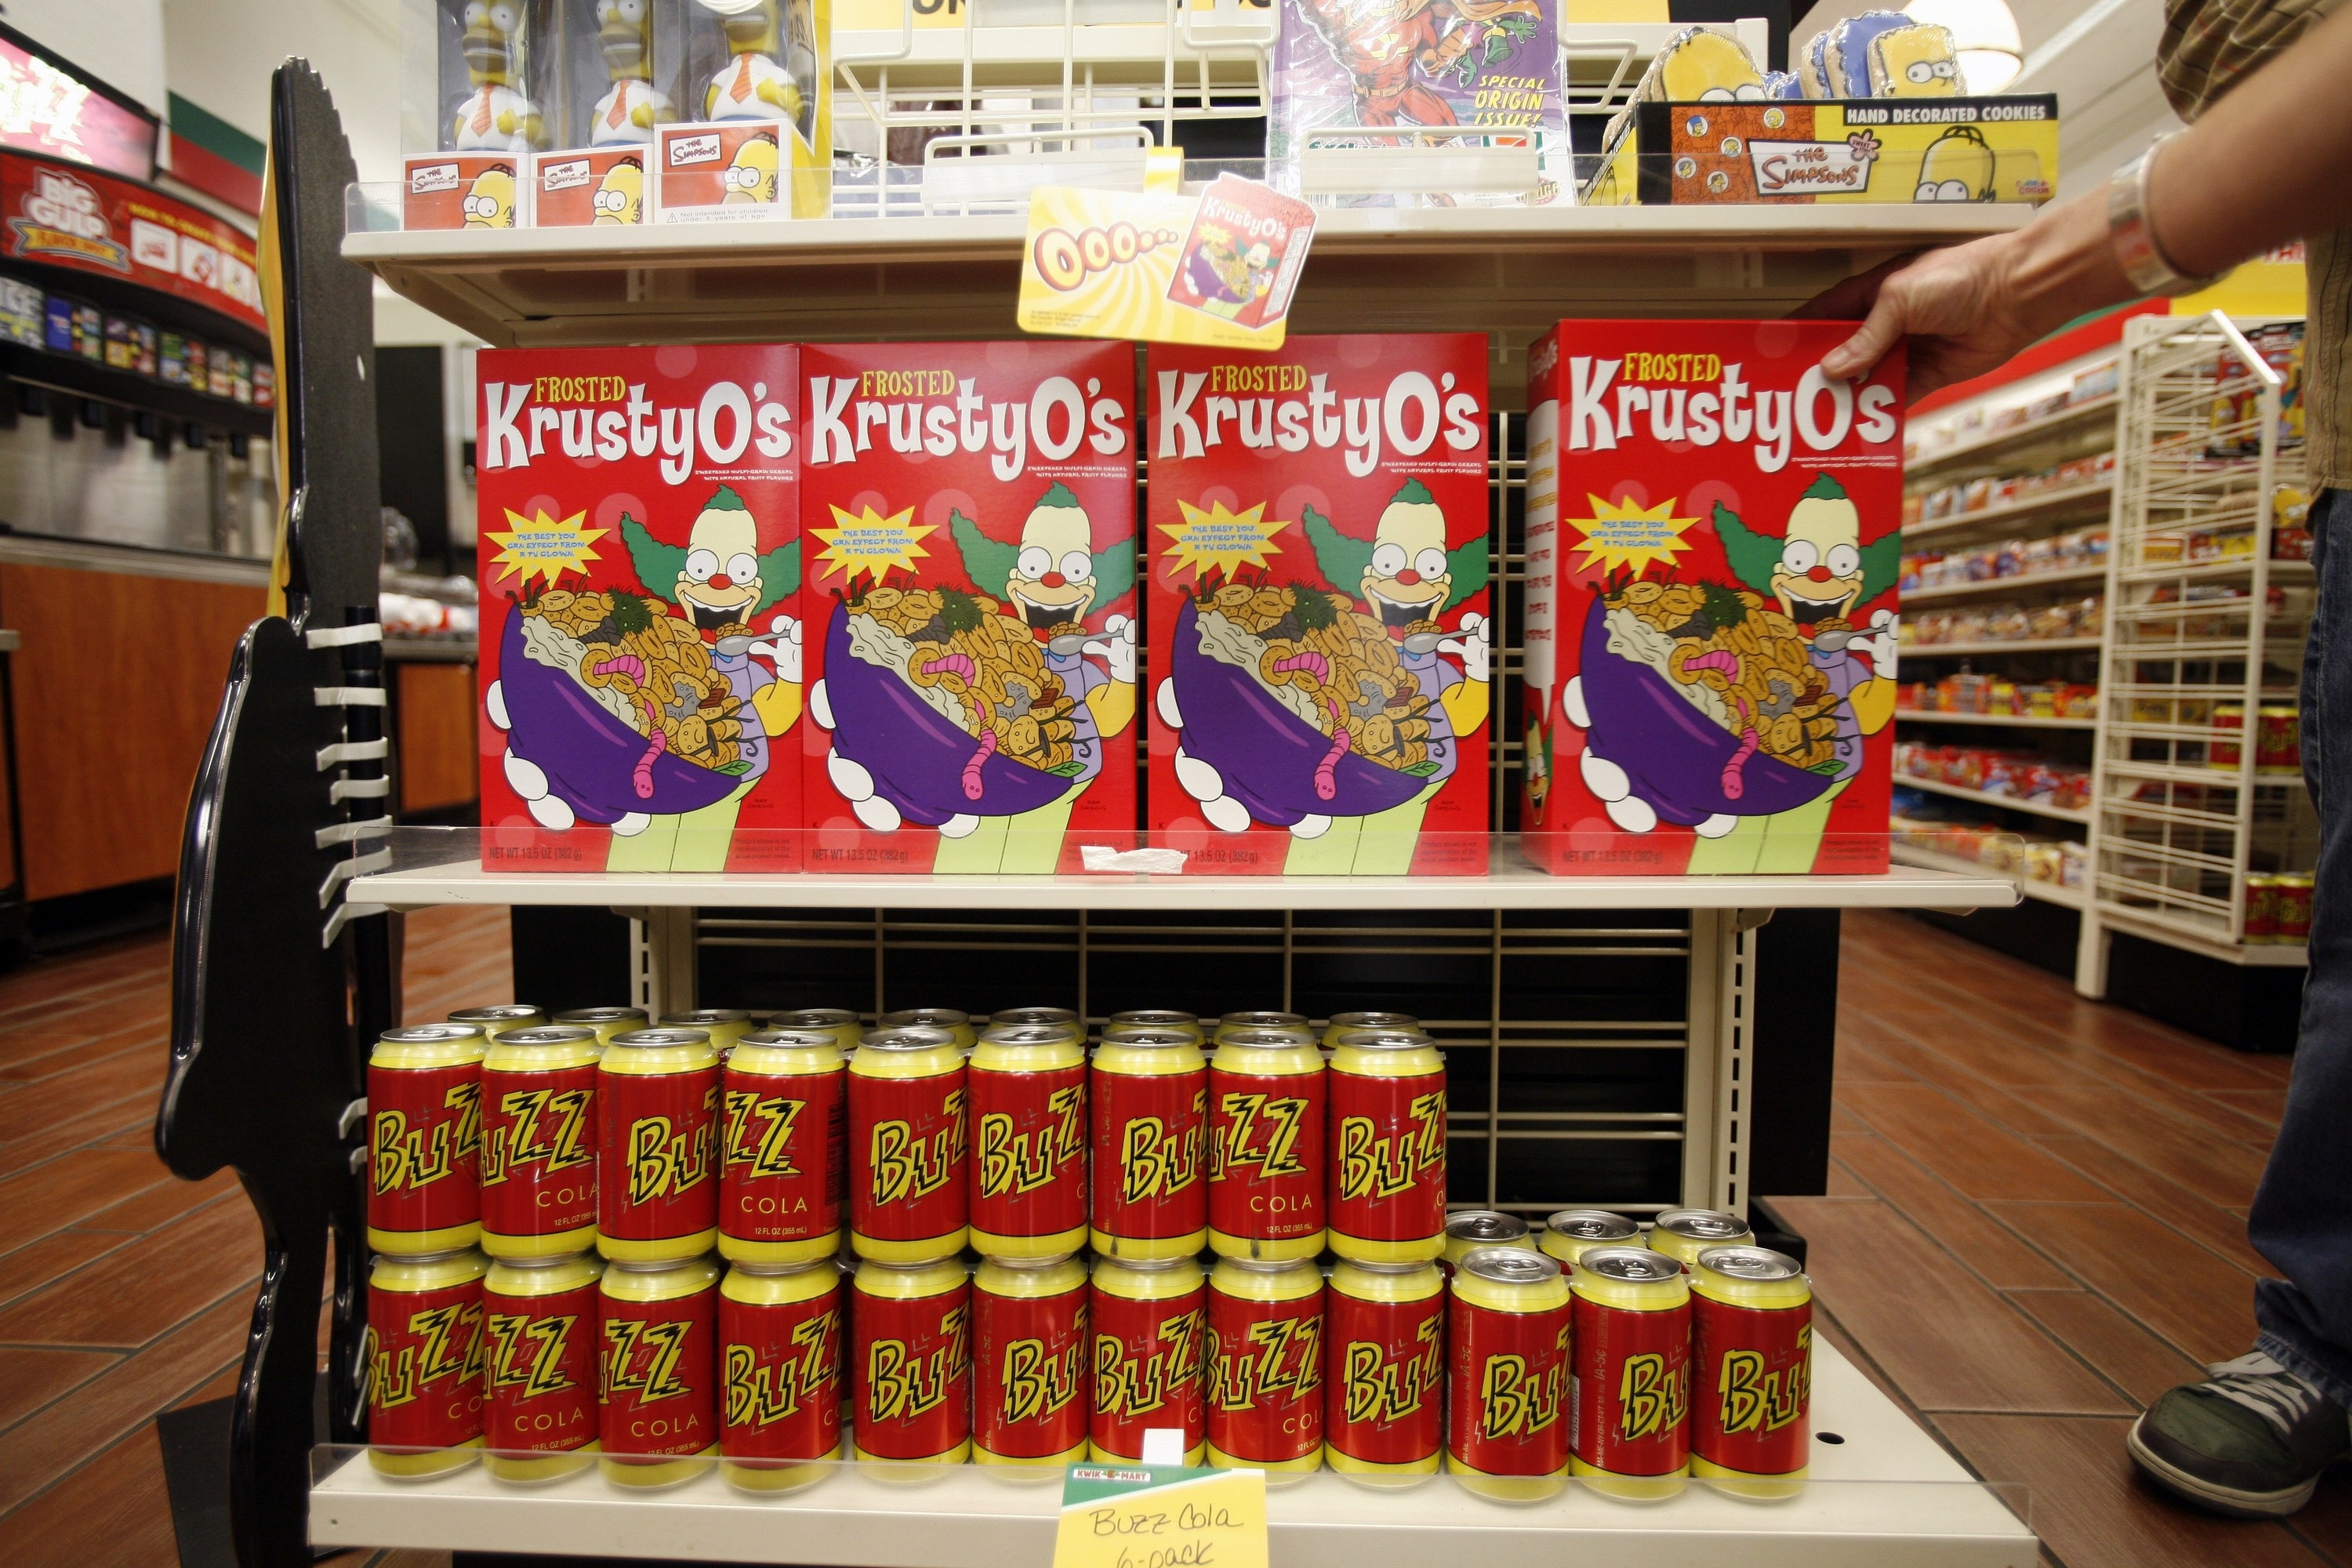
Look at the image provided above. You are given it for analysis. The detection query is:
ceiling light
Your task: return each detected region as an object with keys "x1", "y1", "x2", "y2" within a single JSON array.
[{"x1": 1904, "y1": 0, "x2": 2024, "y2": 93}]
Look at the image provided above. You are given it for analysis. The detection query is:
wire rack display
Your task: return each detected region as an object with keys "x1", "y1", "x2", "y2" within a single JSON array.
[{"x1": 2083, "y1": 311, "x2": 2317, "y2": 972}]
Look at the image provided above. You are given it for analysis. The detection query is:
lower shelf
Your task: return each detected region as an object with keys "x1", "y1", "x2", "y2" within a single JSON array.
[
  {"x1": 309, "y1": 1342, "x2": 2036, "y2": 1568},
  {"x1": 1891, "y1": 844, "x2": 2088, "y2": 910}
]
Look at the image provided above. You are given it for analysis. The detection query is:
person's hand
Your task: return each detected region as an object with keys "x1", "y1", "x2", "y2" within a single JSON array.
[{"x1": 1796, "y1": 234, "x2": 2049, "y2": 401}]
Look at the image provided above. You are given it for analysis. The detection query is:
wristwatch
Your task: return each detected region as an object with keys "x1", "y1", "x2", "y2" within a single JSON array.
[{"x1": 2109, "y1": 132, "x2": 2221, "y2": 297}]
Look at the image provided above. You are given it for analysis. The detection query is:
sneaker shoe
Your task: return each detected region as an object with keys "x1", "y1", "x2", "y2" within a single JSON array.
[{"x1": 2128, "y1": 1352, "x2": 2351, "y2": 1518}]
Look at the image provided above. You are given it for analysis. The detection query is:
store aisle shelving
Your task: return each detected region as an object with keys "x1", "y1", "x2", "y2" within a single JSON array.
[{"x1": 0, "y1": 906, "x2": 2344, "y2": 1566}]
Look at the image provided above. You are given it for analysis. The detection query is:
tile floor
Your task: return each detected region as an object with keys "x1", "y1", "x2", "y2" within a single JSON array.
[{"x1": 0, "y1": 903, "x2": 2343, "y2": 1566}]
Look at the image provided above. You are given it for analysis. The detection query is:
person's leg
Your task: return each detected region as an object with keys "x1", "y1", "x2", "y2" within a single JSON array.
[{"x1": 2130, "y1": 488, "x2": 2352, "y2": 1515}]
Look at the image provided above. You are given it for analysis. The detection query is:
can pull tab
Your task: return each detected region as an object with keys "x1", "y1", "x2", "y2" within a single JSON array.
[{"x1": 1141, "y1": 1428, "x2": 1187, "y2": 1466}]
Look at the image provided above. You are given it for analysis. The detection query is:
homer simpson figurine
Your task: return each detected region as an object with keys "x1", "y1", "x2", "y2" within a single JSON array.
[
  {"x1": 452, "y1": 0, "x2": 542, "y2": 154},
  {"x1": 590, "y1": 0, "x2": 673, "y2": 144},
  {"x1": 700, "y1": 0, "x2": 808, "y2": 126}
]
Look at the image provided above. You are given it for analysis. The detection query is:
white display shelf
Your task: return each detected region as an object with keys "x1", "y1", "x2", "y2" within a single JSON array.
[
  {"x1": 342, "y1": 204, "x2": 2035, "y2": 367},
  {"x1": 1892, "y1": 843, "x2": 2086, "y2": 911},
  {"x1": 2092, "y1": 904, "x2": 2309, "y2": 967},
  {"x1": 1907, "y1": 394, "x2": 2118, "y2": 477},
  {"x1": 1895, "y1": 775, "x2": 2092, "y2": 825},
  {"x1": 1896, "y1": 711, "x2": 2098, "y2": 731},
  {"x1": 1899, "y1": 637, "x2": 2103, "y2": 657},
  {"x1": 309, "y1": 1341, "x2": 2037, "y2": 1568},
  {"x1": 1904, "y1": 481, "x2": 2115, "y2": 543},
  {"x1": 1901, "y1": 565, "x2": 2108, "y2": 607},
  {"x1": 350, "y1": 839, "x2": 2018, "y2": 914}
]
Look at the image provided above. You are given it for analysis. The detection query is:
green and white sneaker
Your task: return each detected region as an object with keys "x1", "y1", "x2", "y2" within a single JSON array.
[{"x1": 2128, "y1": 1352, "x2": 2350, "y2": 1518}]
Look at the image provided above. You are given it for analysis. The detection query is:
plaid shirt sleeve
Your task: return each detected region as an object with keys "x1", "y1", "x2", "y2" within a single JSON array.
[{"x1": 2161, "y1": 0, "x2": 2345, "y2": 120}]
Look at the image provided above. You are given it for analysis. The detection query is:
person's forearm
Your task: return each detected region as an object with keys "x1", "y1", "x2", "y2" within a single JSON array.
[
  {"x1": 1987, "y1": 192, "x2": 2136, "y2": 346},
  {"x1": 2151, "y1": 3, "x2": 2352, "y2": 276}
]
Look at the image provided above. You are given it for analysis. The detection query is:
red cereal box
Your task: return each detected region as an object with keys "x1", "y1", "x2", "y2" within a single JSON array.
[
  {"x1": 476, "y1": 347, "x2": 804, "y2": 873},
  {"x1": 1145, "y1": 335, "x2": 1492, "y2": 875},
  {"x1": 1522, "y1": 321, "x2": 1904, "y2": 876},
  {"x1": 799, "y1": 341, "x2": 1140, "y2": 874}
]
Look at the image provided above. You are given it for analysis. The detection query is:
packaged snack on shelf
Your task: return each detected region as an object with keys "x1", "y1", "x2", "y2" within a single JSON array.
[
  {"x1": 802, "y1": 340, "x2": 1139, "y2": 874},
  {"x1": 1524, "y1": 318, "x2": 1904, "y2": 875},
  {"x1": 1269, "y1": 0, "x2": 1566, "y2": 207},
  {"x1": 1148, "y1": 333, "x2": 1491, "y2": 876},
  {"x1": 2273, "y1": 484, "x2": 2314, "y2": 561},
  {"x1": 475, "y1": 344, "x2": 805, "y2": 873},
  {"x1": 2071, "y1": 361, "x2": 2119, "y2": 403},
  {"x1": 2206, "y1": 320, "x2": 2304, "y2": 459},
  {"x1": 403, "y1": 0, "x2": 549, "y2": 230},
  {"x1": 653, "y1": 0, "x2": 831, "y2": 221}
]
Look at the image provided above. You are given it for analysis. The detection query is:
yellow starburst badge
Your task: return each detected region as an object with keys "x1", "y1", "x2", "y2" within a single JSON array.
[
  {"x1": 487, "y1": 507, "x2": 606, "y2": 588},
  {"x1": 811, "y1": 503, "x2": 935, "y2": 588},
  {"x1": 1566, "y1": 493, "x2": 1700, "y2": 578},
  {"x1": 1157, "y1": 499, "x2": 1287, "y2": 584}
]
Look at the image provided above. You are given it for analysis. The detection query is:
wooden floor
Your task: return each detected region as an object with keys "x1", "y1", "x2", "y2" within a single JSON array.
[{"x1": 0, "y1": 904, "x2": 2343, "y2": 1566}]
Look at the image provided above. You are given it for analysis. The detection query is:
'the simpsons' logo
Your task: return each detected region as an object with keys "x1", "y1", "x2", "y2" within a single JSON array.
[
  {"x1": 871, "y1": 1094, "x2": 967, "y2": 1204},
  {"x1": 977, "y1": 1083, "x2": 1084, "y2": 1199},
  {"x1": 372, "y1": 1083, "x2": 483, "y2": 1196},
  {"x1": 1341, "y1": 1319, "x2": 1443, "y2": 1423},
  {"x1": 1715, "y1": 1326, "x2": 1810, "y2": 1436},
  {"x1": 1209, "y1": 1312, "x2": 1323, "y2": 1410},
  {"x1": 1117, "y1": 1105, "x2": 1207, "y2": 1203},
  {"x1": 481, "y1": 1086, "x2": 591, "y2": 1185},
  {"x1": 723, "y1": 1309, "x2": 842, "y2": 1426},
  {"x1": 866, "y1": 1308, "x2": 970, "y2": 1422},
  {"x1": 1617, "y1": 1351, "x2": 1690, "y2": 1441},
  {"x1": 1212, "y1": 1092, "x2": 1313, "y2": 1179},
  {"x1": 1334, "y1": 1093, "x2": 1446, "y2": 1201},
  {"x1": 626, "y1": 1109, "x2": 717, "y2": 1204},
  {"x1": 1094, "y1": 1309, "x2": 1205, "y2": 1417},
  {"x1": 485, "y1": 1311, "x2": 584, "y2": 1398}
]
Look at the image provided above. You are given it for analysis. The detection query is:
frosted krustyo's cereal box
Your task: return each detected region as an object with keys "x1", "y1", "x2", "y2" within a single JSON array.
[
  {"x1": 477, "y1": 346, "x2": 804, "y2": 873},
  {"x1": 1522, "y1": 321, "x2": 1904, "y2": 876},
  {"x1": 800, "y1": 341, "x2": 1140, "y2": 873},
  {"x1": 1147, "y1": 335, "x2": 1492, "y2": 875}
]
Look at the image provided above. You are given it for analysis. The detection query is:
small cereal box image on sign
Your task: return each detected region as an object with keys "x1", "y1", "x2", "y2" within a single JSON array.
[
  {"x1": 1147, "y1": 334, "x2": 1492, "y2": 876},
  {"x1": 658, "y1": 122, "x2": 785, "y2": 220},
  {"x1": 402, "y1": 152, "x2": 525, "y2": 230},
  {"x1": 532, "y1": 147, "x2": 648, "y2": 227},
  {"x1": 1165, "y1": 175, "x2": 1316, "y2": 334},
  {"x1": 800, "y1": 340, "x2": 1140, "y2": 874},
  {"x1": 475, "y1": 346, "x2": 805, "y2": 873},
  {"x1": 1520, "y1": 320, "x2": 1904, "y2": 877}
]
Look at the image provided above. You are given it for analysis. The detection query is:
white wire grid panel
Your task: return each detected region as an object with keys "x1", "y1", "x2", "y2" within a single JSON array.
[{"x1": 2089, "y1": 311, "x2": 2317, "y2": 951}]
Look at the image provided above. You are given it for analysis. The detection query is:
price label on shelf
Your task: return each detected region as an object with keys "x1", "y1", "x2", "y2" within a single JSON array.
[{"x1": 1052, "y1": 1456, "x2": 1268, "y2": 1568}]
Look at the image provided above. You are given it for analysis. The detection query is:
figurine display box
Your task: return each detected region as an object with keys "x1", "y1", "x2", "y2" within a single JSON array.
[
  {"x1": 655, "y1": 0, "x2": 832, "y2": 220},
  {"x1": 800, "y1": 340, "x2": 1140, "y2": 874},
  {"x1": 1521, "y1": 321, "x2": 1904, "y2": 876},
  {"x1": 1146, "y1": 334, "x2": 1492, "y2": 876},
  {"x1": 476, "y1": 344, "x2": 806, "y2": 873},
  {"x1": 401, "y1": 0, "x2": 558, "y2": 229}
]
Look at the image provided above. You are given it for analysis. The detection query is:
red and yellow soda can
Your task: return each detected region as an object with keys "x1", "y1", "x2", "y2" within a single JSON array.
[
  {"x1": 662, "y1": 1010, "x2": 756, "y2": 1059},
  {"x1": 722, "y1": 1028, "x2": 847, "y2": 1265},
  {"x1": 1214, "y1": 1011, "x2": 1306, "y2": 1044},
  {"x1": 849, "y1": 1025, "x2": 969, "y2": 1261},
  {"x1": 366, "y1": 1246, "x2": 488, "y2": 1477},
  {"x1": 597, "y1": 1029, "x2": 721, "y2": 1263},
  {"x1": 1329, "y1": 1029, "x2": 1447, "y2": 1264},
  {"x1": 970, "y1": 1022, "x2": 1087, "y2": 1258},
  {"x1": 1538, "y1": 1209, "x2": 1642, "y2": 1270},
  {"x1": 1323, "y1": 1258, "x2": 1444, "y2": 1485},
  {"x1": 1207, "y1": 1257, "x2": 1324, "y2": 1478},
  {"x1": 972, "y1": 1252, "x2": 1091, "y2": 1466},
  {"x1": 1091, "y1": 1027, "x2": 1208, "y2": 1261},
  {"x1": 599, "y1": 1253, "x2": 722, "y2": 1487},
  {"x1": 878, "y1": 1007, "x2": 977, "y2": 1048},
  {"x1": 1209, "y1": 1025, "x2": 1326, "y2": 1262},
  {"x1": 989, "y1": 1006, "x2": 1079, "y2": 1031},
  {"x1": 1442, "y1": 1210, "x2": 1534, "y2": 1274},
  {"x1": 719, "y1": 1257, "x2": 844, "y2": 1493},
  {"x1": 851, "y1": 1255, "x2": 973, "y2": 1467},
  {"x1": 482, "y1": 1250, "x2": 603, "y2": 1482},
  {"x1": 1320, "y1": 1011, "x2": 1418, "y2": 1051},
  {"x1": 1446, "y1": 1247, "x2": 1570, "y2": 1501},
  {"x1": 1648, "y1": 1209, "x2": 1754, "y2": 1272},
  {"x1": 1570, "y1": 1245, "x2": 1692, "y2": 1500},
  {"x1": 553, "y1": 1007, "x2": 648, "y2": 1047},
  {"x1": 768, "y1": 1007, "x2": 863, "y2": 1053},
  {"x1": 1090, "y1": 1254, "x2": 1207, "y2": 1462},
  {"x1": 1690, "y1": 1245, "x2": 1811, "y2": 1499},
  {"x1": 450, "y1": 1005, "x2": 547, "y2": 1036},
  {"x1": 479, "y1": 1026, "x2": 600, "y2": 1261},
  {"x1": 1106, "y1": 1010, "x2": 1202, "y2": 1042},
  {"x1": 368, "y1": 1023, "x2": 488, "y2": 1256}
]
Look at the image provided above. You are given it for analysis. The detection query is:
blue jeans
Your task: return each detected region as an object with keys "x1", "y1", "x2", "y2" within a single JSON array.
[{"x1": 2253, "y1": 485, "x2": 2352, "y2": 1406}]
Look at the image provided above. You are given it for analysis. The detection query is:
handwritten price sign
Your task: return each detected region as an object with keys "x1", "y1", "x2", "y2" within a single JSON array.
[{"x1": 1053, "y1": 1463, "x2": 1269, "y2": 1568}]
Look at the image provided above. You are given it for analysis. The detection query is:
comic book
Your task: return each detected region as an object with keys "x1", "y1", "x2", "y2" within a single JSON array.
[
  {"x1": 799, "y1": 340, "x2": 1140, "y2": 873},
  {"x1": 1146, "y1": 334, "x2": 1492, "y2": 876},
  {"x1": 476, "y1": 345, "x2": 804, "y2": 873},
  {"x1": 1522, "y1": 321, "x2": 1904, "y2": 876}
]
